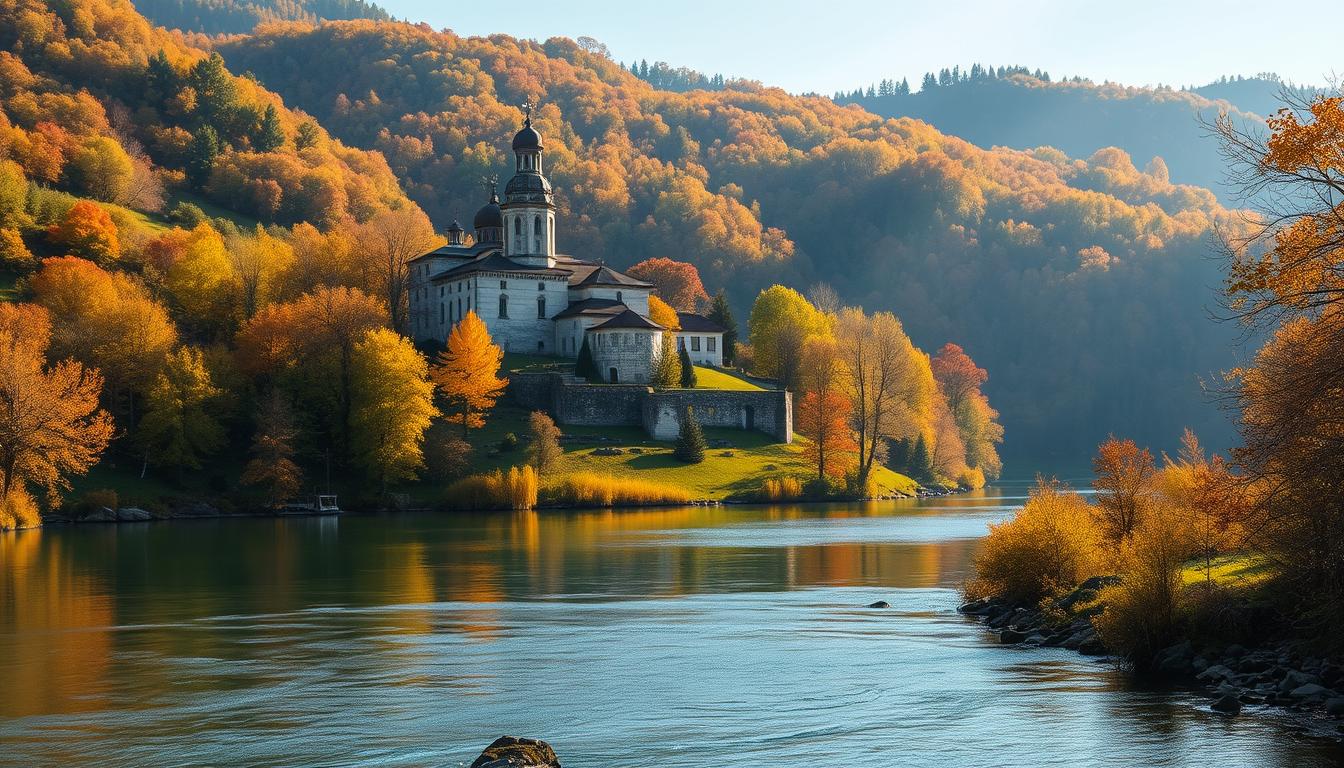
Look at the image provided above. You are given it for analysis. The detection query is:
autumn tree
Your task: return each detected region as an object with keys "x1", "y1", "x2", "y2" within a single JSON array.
[
  {"x1": 627, "y1": 257, "x2": 708, "y2": 311},
  {"x1": 47, "y1": 201, "x2": 120, "y2": 263},
  {"x1": 796, "y1": 336, "x2": 856, "y2": 481},
  {"x1": 0, "y1": 303, "x2": 114, "y2": 505},
  {"x1": 235, "y1": 286, "x2": 388, "y2": 463},
  {"x1": 430, "y1": 311, "x2": 506, "y2": 437},
  {"x1": 137, "y1": 346, "x2": 226, "y2": 476},
  {"x1": 0, "y1": 228, "x2": 33, "y2": 270},
  {"x1": 1092, "y1": 436, "x2": 1157, "y2": 543},
  {"x1": 932, "y1": 343, "x2": 1003, "y2": 482},
  {"x1": 835, "y1": 307, "x2": 937, "y2": 487},
  {"x1": 240, "y1": 391, "x2": 304, "y2": 506},
  {"x1": 227, "y1": 224, "x2": 295, "y2": 318},
  {"x1": 526, "y1": 410, "x2": 562, "y2": 475},
  {"x1": 354, "y1": 207, "x2": 442, "y2": 332},
  {"x1": 349, "y1": 328, "x2": 438, "y2": 490},
  {"x1": 707, "y1": 290, "x2": 738, "y2": 365},
  {"x1": 66, "y1": 136, "x2": 133, "y2": 204},
  {"x1": 648, "y1": 295, "x2": 682, "y2": 387},
  {"x1": 748, "y1": 285, "x2": 829, "y2": 391},
  {"x1": 29, "y1": 256, "x2": 178, "y2": 418},
  {"x1": 165, "y1": 223, "x2": 240, "y2": 334}
]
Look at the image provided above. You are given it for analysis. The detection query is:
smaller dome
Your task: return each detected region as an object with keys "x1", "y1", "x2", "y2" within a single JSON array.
[
  {"x1": 446, "y1": 219, "x2": 464, "y2": 233},
  {"x1": 473, "y1": 192, "x2": 503, "y2": 229},
  {"x1": 512, "y1": 122, "x2": 542, "y2": 151}
]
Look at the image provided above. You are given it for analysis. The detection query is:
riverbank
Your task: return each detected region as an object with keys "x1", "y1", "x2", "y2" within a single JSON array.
[{"x1": 958, "y1": 578, "x2": 1344, "y2": 741}]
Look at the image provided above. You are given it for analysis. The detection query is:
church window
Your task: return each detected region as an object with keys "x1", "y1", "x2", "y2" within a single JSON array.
[
  {"x1": 499, "y1": 295, "x2": 509, "y2": 318},
  {"x1": 538, "y1": 282, "x2": 545, "y2": 291},
  {"x1": 439, "y1": 304, "x2": 444, "y2": 323},
  {"x1": 457, "y1": 298, "x2": 462, "y2": 319},
  {"x1": 616, "y1": 291, "x2": 623, "y2": 303},
  {"x1": 691, "y1": 336, "x2": 701, "y2": 352},
  {"x1": 537, "y1": 296, "x2": 546, "y2": 318},
  {"x1": 514, "y1": 218, "x2": 521, "y2": 237},
  {"x1": 708, "y1": 337, "x2": 717, "y2": 353},
  {"x1": 500, "y1": 280, "x2": 507, "y2": 289},
  {"x1": 439, "y1": 287, "x2": 444, "y2": 297}
]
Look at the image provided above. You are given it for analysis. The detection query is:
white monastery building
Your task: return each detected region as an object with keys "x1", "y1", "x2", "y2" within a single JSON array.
[{"x1": 409, "y1": 111, "x2": 725, "y2": 384}]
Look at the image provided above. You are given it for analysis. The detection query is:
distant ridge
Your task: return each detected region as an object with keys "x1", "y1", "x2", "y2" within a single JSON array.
[{"x1": 133, "y1": 0, "x2": 389, "y2": 34}]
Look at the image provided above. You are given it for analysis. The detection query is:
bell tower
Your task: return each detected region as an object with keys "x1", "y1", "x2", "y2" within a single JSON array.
[{"x1": 501, "y1": 102, "x2": 556, "y2": 267}]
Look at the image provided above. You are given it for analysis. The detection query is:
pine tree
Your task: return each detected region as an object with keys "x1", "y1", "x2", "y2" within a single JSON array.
[
  {"x1": 887, "y1": 437, "x2": 911, "y2": 472},
  {"x1": 679, "y1": 346, "x2": 696, "y2": 388},
  {"x1": 255, "y1": 104, "x2": 285, "y2": 152},
  {"x1": 295, "y1": 121, "x2": 320, "y2": 151},
  {"x1": 186, "y1": 125, "x2": 220, "y2": 189},
  {"x1": 707, "y1": 290, "x2": 737, "y2": 365},
  {"x1": 911, "y1": 434, "x2": 934, "y2": 485},
  {"x1": 674, "y1": 406, "x2": 705, "y2": 463},
  {"x1": 575, "y1": 336, "x2": 599, "y2": 381},
  {"x1": 652, "y1": 332, "x2": 680, "y2": 387}
]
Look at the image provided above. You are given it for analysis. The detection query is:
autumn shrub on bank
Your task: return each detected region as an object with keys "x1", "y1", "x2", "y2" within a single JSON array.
[
  {"x1": 542, "y1": 473, "x2": 691, "y2": 507},
  {"x1": 0, "y1": 488, "x2": 41, "y2": 530},
  {"x1": 967, "y1": 480, "x2": 1105, "y2": 604},
  {"x1": 762, "y1": 476, "x2": 803, "y2": 502},
  {"x1": 442, "y1": 466, "x2": 538, "y2": 510}
]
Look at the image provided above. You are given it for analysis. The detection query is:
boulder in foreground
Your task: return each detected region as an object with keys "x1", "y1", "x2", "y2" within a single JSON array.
[{"x1": 470, "y1": 736, "x2": 561, "y2": 768}]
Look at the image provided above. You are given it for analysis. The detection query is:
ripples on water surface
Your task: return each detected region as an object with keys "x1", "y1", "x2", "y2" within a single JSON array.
[{"x1": 1, "y1": 484, "x2": 1341, "y2": 766}]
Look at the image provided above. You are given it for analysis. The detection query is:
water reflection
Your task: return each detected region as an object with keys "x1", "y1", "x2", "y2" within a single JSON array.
[{"x1": 1, "y1": 486, "x2": 1340, "y2": 767}]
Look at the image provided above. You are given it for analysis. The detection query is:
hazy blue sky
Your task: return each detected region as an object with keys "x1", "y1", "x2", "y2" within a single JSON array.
[{"x1": 376, "y1": 0, "x2": 1340, "y2": 94}]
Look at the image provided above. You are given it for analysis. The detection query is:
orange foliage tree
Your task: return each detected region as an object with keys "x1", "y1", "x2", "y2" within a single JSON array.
[
  {"x1": 430, "y1": 311, "x2": 506, "y2": 437},
  {"x1": 627, "y1": 257, "x2": 709, "y2": 312},
  {"x1": 47, "y1": 201, "x2": 120, "y2": 263},
  {"x1": 795, "y1": 337, "x2": 856, "y2": 480},
  {"x1": 1091, "y1": 436, "x2": 1157, "y2": 543},
  {"x1": 0, "y1": 303, "x2": 114, "y2": 505}
]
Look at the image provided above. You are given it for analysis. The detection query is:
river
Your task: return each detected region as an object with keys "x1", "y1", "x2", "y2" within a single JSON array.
[{"x1": 2, "y1": 483, "x2": 1341, "y2": 766}]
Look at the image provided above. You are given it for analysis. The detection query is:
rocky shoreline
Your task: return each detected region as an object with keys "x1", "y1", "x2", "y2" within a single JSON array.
[{"x1": 958, "y1": 580, "x2": 1344, "y2": 741}]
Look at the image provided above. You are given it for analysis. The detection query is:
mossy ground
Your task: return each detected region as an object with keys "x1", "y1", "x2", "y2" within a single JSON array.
[{"x1": 1180, "y1": 552, "x2": 1275, "y2": 588}]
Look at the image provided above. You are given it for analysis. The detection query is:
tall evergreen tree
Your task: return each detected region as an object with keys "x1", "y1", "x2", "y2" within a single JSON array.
[
  {"x1": 707, "y1": 290, "x2": 738, "y2": 365},
  {"x1": 575, "y1": 336, "x2": 599, "y2": 381},
  {"x1": 674, "y1": 406, "x2": 706, "y2": 463},
  {"x1": 911, "y1": 434, "x2": 934, "y2": 485},
  {"x1": 679, "y1": 346, "x2": 696, "y2": 388},
  {"x1": 254, "y1": 104, "x2": 285, "y2": 152},
  {"x1": 186, "y1": 125, "x2": 220, "y2": 189}
]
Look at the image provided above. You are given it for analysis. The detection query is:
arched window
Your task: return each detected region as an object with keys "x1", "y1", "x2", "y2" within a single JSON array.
[
  {"x1": 514, "y1": 217, "x2": 521, "y2": 236},
  {"x1": 534, "y1": 215, "x2": 542, "y2": 252},
  {"x1": 498, "y1": 294, "x2": 509, "y2": 318},
  {"x1": 537, "y1": 296, "x2": 546, "y2": 318},
  {"x1": 616, "y1": 291, "x2": 623, "y2": 303}
]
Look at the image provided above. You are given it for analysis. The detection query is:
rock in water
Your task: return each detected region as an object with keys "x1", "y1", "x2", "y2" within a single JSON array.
[
  {"x1": 1211, "y1": 694, "x2": 1241, "y2": 715},
  {"x1": 470, "y1": 736, "x2": 561, "y2": 768},
  {"x1": 867, "y1": 601, "x2": 890, "y2": 609}
]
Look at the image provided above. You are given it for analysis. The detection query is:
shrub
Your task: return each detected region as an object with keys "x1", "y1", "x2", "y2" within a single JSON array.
[
  {"x1": 525, "y1": 411, "x2": 562, "y2": 475},
  {"x1": 762, "y1": 476, "x2": 803, "y2": 501},
  {"x1": 0, "y1": 488, "x2": 40, "y2": 530},
  {"x1": 499, "y1": 432, "x2": 519, "y2": 452},
  {"x1": 803, "y1": 475, "x2": 844, "y2": 500},
  {"x1": 543, "y1": 473, "x2": 691, "y2": 507},
  {"x1": 971, "y1": 479, "x2": 1104, "y2": 604},
  {"x1": 679, "y1": 346, "x2": 696, "y2": 387},
  {"x1": 442, "y1": 465, "x2": 537, "y2": 510},
  {"x1": 1092, "y1": 505, "x2": 1197, "y2": 668},
  {"x1": 674, "y1": 406, "x2": 705, "y2": 463},
  {"x1": 423, "y1": 427, "x2": 472, "y2": 481},
  {"x1": 168, "y1": 201, "x2": 208, "y2": 228},
  {"x1": 71, "y1": 488, "x2": 119, "y2": 519},
  {"x1": 26, "y1": 186, "x2": 80, "y2": 227},
  {"x1": 0, "y1": 227, "x2": 33, "y2": 270}
]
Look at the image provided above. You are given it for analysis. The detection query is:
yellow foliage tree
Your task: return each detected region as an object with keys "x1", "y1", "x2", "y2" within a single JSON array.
[
  {"x1": 648, "y1": 294, "x2": 682, "y2": 387},
  {"x1": 350, "y1": 328, "x2": 438, "y2": 489},
  {"x1": 747, "y1": 285, "x2": 829, "y2": 391},
  {"x1": 430, "y1": 311, "x2": 506, "y2": 437},
  {"x1": 166, "y1": 223, "x2": 240, "y2": 333},
  {"x1": 137, "y1": 346, "x2": 226, "y2": 474}
]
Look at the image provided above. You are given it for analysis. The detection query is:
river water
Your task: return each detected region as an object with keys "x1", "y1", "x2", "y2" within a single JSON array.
[{"x1": 2, "y1": 484, "x2": 1341, "y2": 767}]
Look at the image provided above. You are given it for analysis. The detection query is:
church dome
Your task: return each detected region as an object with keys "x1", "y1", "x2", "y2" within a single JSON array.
[
  {"x1": 512, "y1": 123, "x2": 542, "y2": 151},
  {"x1": 504, "y1": 170, "x2": 552, "y2": 200},
  {"x1": 473, "y1": 193, "x2": 503, "y2": 229}
]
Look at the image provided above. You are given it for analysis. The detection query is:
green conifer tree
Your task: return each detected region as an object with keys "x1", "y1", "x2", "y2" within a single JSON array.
[
  {"x1": 674, "y1": 406, "x2": 706, "y2": 464},
  {"x1": 575, "y1": 336, "x2": 599, "y2": 381},
  {"x1": 679, "y1": 346, "x2": 696, "y2": 388},
  {"x1": 186, "y1": 125, "x2": 220, "y2": 189},
  {"x1": 911, "y1": 434, "x2": 934, "y2": 485},
  {"x1": 707, "y1": 290, "x2": 738, "y2": 365},
  {"x1": 255, "y1": 104, "x2": 285, "y2": 152}
]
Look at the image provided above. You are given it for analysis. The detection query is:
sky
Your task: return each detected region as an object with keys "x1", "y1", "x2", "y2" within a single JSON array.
[{"x1": 375, "y1": 0, "x2": 1341, "y2": 94}]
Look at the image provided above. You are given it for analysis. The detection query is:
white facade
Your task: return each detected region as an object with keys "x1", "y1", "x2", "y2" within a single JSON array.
[
  {"x1": 590, "y1": 327, "x2": 665, "y2": 384},
  {"x1": 677, "y1": 331, "x2": 724, "y2": 367}
]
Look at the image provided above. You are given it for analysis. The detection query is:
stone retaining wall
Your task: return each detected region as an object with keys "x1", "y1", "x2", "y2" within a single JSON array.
[{"x1": 509, "y1": 372, "x2": 792, "y2": 442}]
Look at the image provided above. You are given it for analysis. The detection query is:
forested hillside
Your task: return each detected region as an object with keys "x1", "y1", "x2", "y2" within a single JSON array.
[
  {"x1": 134, "y1": 0, "x2": 387, "y2": 34},
  {"x1": 217, "y1": 22, "x2": 1251, "y2": 467},
  {"x1": 838, "y1": 69, "x2": 1318, "y2": 199}
]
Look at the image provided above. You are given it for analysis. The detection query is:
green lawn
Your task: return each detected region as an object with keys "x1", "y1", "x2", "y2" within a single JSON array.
[
  {"x1": 1181, "y1": 552, "x2": 1275, "y2": 587},
  {"x1": 692, "y1": 366, "x2": 764, "y2": 391},
  {"x1": 0, "y1": 271, "x2": 19, "y2": 303},
  {"x1": 460, "y1": 405, "x2": 916, "y2": 500}
]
